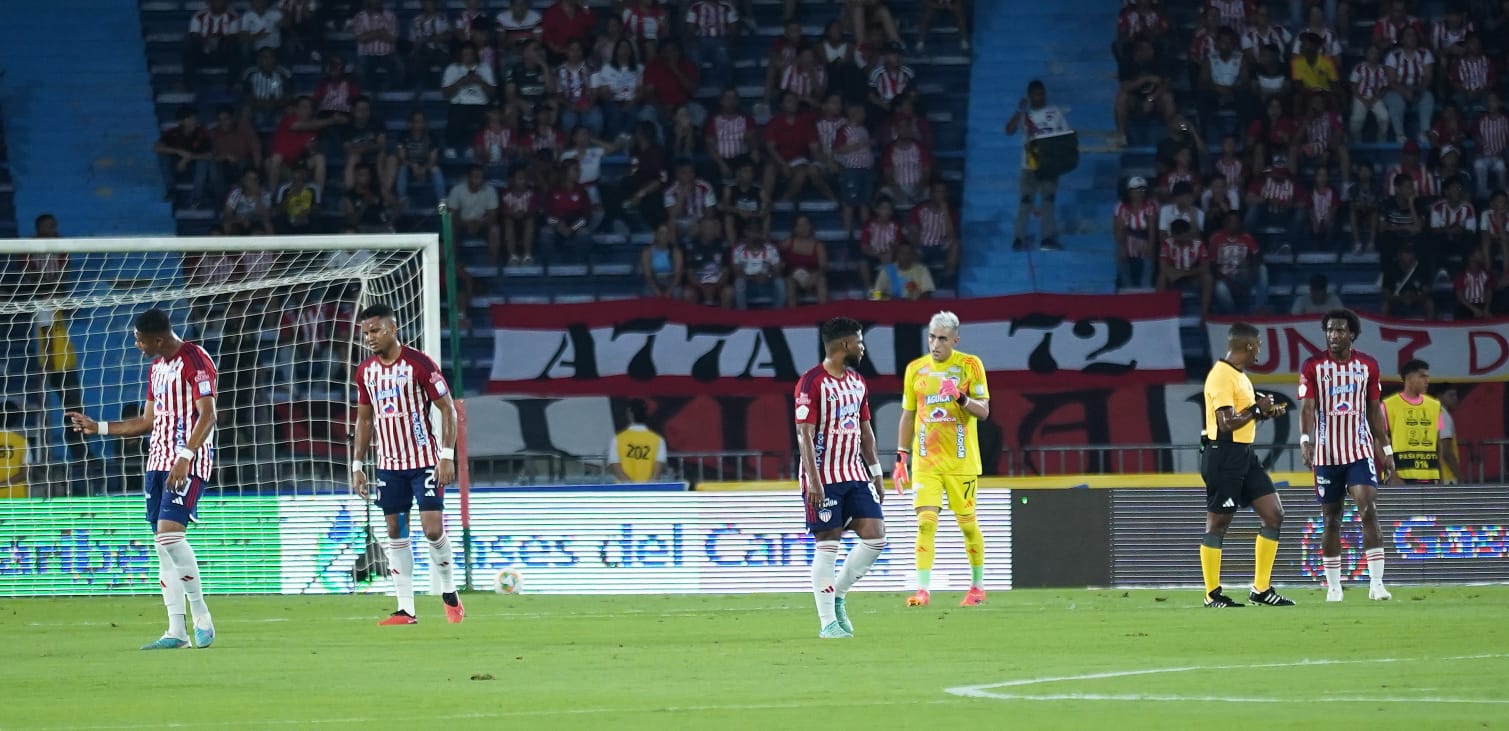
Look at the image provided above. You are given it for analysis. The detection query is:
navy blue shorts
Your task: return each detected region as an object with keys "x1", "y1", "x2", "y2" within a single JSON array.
[
  {"x1": 375, "y1": 467, "x2": 444, "y2": 516},
  {"x1": 804, "y1": 480, "x2": 884, "y2": 533},
  {"x1": 1314, "y1": 458, "x2": 1378, "y2": 504},
  {"x1": 145, "y1": 471, "x2": 206, "y2": 525}
]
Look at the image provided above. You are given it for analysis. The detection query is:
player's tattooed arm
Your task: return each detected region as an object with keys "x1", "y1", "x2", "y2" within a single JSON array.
[{"x1": 796, "y1": 422, "x2": 824, "y2": 509}]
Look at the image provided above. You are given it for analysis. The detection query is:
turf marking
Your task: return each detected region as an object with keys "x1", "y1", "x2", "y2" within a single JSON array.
[{"x1": 946, "y1": 653, "x2": 1509, "y2": 705}]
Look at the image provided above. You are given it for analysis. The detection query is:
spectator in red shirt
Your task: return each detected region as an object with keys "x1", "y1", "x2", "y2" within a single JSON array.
[
  {"x1": 881, "y1": 127, "x2": 933, "y2": 206},
  {"x1": 266, "y1": 96, "x2": 339, "y2": 193},
  {"x1": 1243, "y1": 154, "x2": 1305, "y2": 243},
  {"x1": 353, "y1": 0, "x2": 404, "y2": 92},
  {"x1": 1209, "y1": 210, "x2": 1267, "y2": 314},
  {"x1": 642, "y1": 41, "x2": 703, "y2": 128},
  {"x1": 622, "y1": 0, "x2": 669, "y2": 44},
  {"x1": 155, "y1": 106, "x2": 217, "y2": 209},
  {"x1": 1246, "y1": 96, "x2": 1297, "y2": 175},
  {"x1": 1157, "y1": 219, "x2": 1214, "y2": 318},
  {"x1": 541, "y1": 0, "x2": 597, "y2": 57},
  {"x1": 1115, "y1": 176, "x2": 1159, "y2": 289},
  {"x1": 858, "y1": 196, "x2": 903, "y2": 290},
  {"x1": 685, "y1": 0, "x2": 739, "y2": 90},
  {"x1": 907, "y1": 180, "x2": 961, "y2": 277},
  {"x1": 1455, "y1": 246, "x2": 1496, "y2": 318},
  {"x1": 705, "y1": 89, "x2": 761, "y2": 183},
  {"x1": 1293, "y1": 92, "x2": 1351, "y2": 185},
  {"x1": 541, "y1": 158, "x2": 595, "y2": 262},
  {"x1": 762, "y1": 91, "x2": 836, "y2": 203},
  {"x1": 781, "y1": 214, "x2": 829, "y2": 305},
  {"x1": 312, "y1": 56, "x2": 361, "y2": 117}
]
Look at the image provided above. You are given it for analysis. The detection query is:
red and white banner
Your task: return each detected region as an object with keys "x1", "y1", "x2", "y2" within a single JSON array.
[
  {"x1": 488, "y1": 294, "x2": 1185, "y2": 395},
  {"x1": 1207, "y1": 315, "x2": 1509, "y2": 382}
]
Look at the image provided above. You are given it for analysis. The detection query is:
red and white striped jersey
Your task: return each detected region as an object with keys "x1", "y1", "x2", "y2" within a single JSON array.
[
  {"x1": 557, "y1": 62, "x2": 594, "y2": 106},
  {"x1": 456, "y1": 9, "x2": 487, "y2": 35},
  {"x1": 1188, "y1": 29, "x2": 1217, "y2": 63},
  {"x1": 1160, "y1": 237, "x2": 1208, "y2": 270},
  {"x1": 867, "y1": 65, "x2": 914, "y2": 103},
  {"x1": 910, "y1": 204, "x2": 956, "y2": 248},
  {"x1": 1457, "y1": 268, "x2": 1494, "y2": 304},
  {"x1": 622, "y1": 5, "x2": 668, "y2": 41},
  {"x1": 313, "y1": 78, "x2": 358, "y2": 114},
  {"x1": 1214, "y1": 156, "x2": 1247, "y2": 188},
  {"x1": 189, "y1": 9, "x2": 239, "y2": 37},
  {"x1": 475, "y1": 127, "x2": 515, "y2": 163},
  {"x1": 1251, "y1": 174, "x2": 1301, "y2": 204},
  {"x1": 1297, "y1": 353, "x2": 1382, "y2": 466},
  {"x1": 813, "y1": 115, "x2": 844, "y2": 157},
  {"x1": 355, "y1": 345, "x2": 451, "y2": 471},
  {"x1": 1240, "y1": 24, "x2": 1291, "y2": 54},
  {"x1": 1159, "y1": 170, "x2": 1199, "y2": 197},
  {"x1": 1385, "y1": 47, "x2": 1434, "y2": 88},
  {"x1": 1372, "y1": 15, "x2": 1422, "y2": 47},
  {"x1": 1290, "y1": 27, "x2": 1342, "y2": 57},
  {"x1": 1475, "y1": 113, "x2": 1509, "y2": 157},
  {"x1": 501, "y1": 188, "x2": 534, "y2": 215},
  {"x1": 1118, "y1": 8, "x2": 1168, "y2": 38},
  {"x1": 884, "y1": 141, "x2": 931, "y2": 188},
  {"x1": 1453, "y1": 54, "x2": 1494, "y2": 92},
  {"x1": 686, "y1": 0, "x2": 737, "y2": 37},
  {"x1": 1384, "y1": 164, "x2": 1440, "y2": 197},
  {"x1": 1350, "y1": 62, "x2": 1389, "y2": 98},
  {"x1": 833, "y1": 123, "x2": 874, "y2": 169},
  {"x1": 411, "y1": 12, "x2": 450, "y2": 44},
  {"x1": 663, "y1": 179, "x2": 718, "y2": 219},
  {"x1": 1481, "y1": 208, "x2": 1509, "y2": 237},
  {"x1": 525, "y1": 128, "x2": 565, "y2": 154},
  {"x1": 146, "y1": 342, "x2": 217, "y2": 477},
  {"x1": 1206, "y1": 0, "x2": 1251, "y2": 30},
  {"x1": 861, "y1": 219, "x2": 902, "y2": 257},
  {"x1": 1210, "y1": 231, "x2": 1257, "y2": 277},
  {"x1": 1115, "y1": 199, "x2": 1157, "y2": 233},
  {"x1": 353, "y1": 10, "x2": 398, "y2": 56},
  {"x1": 706, "y1": 113, "x2": 756, "y2": 159},
  {"x1": 1430, "y1": 199, "x2": 1476, "y2": 230},
  {"x1": 1303, "y1": 111, "x2": 1343, "y2": 151},
  {"x1": 280, "y1": 301, "x2": 353, "y2": 344},
  {"x1": 1311, "y1": 185, "x2": 1338, "y2": 225},
  {"x1": 780, "y1": 65, "x2": 827, "y2": 99},
  {"x1": 794, "y1": 365, "x2": 872, "y2": 489},
  {"x1": 1430, "y1": 19, "x2": 1473, "y2": 51}
]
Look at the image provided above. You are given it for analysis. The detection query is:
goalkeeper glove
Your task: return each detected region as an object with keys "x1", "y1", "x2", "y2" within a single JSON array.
[{"x1": 892, "y1": 449, "x2": 911, "y2": 494}]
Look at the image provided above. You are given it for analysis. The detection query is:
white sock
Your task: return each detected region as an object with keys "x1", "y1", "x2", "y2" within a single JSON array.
[
  {"x1": 1365, "y1": 547, "x2": 1386, "y2": 586},
  {"x1": 811, "y1": 540, "x2": 839, "y2": 626},
  {"x1": 156, "y1": 544, "x2": 187, "y2": 638},
  {"x1": 426, "y1": 534, "x2": 457, "y2": 594},
  {"x1": 387, "y1": 539, "x2": 416, "y2": 615},
  {"x1": 835, "y1": 539, "x2": 886, "y2": 598},
  {"x1": 156, "y1": 532, "x2": 210, "y2": 624},
  {"x1": 1323, "y1": 555, "x2": 1342, "y2": 590}
]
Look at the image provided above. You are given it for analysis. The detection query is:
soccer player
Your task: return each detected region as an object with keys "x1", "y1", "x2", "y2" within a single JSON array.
[
  {"x1": 1381, "y1": 359, "x2": 1456, "y2": 485},
  {"x1": 1199, "y1": 322, "x2": 1294, "y2": 608},
  {"x1": 350, "y1": 303, "x2": 464, "y2": 625},
  {"x1": 795, "y1": 317, "x2": 888, "y2": 639},
  {"x1": 892, "y1": 311, "x2": 990, "y2": 607},
  {"x1": 1299, "y1": 308, "x2": 1396, "y2": 602},
  {"x1": 66, "y1": 308, "x2": 218, "y2": 649}
]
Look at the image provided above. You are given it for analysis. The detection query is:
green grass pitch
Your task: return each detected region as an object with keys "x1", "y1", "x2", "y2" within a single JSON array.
[{"x1": 4, "y1": 587, "x2": 1507, "y2": 730}]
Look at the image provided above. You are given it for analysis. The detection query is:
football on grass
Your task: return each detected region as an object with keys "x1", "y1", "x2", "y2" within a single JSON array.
[{"x1": 494, "y1": 568, "x2": 523, "y2": 594}]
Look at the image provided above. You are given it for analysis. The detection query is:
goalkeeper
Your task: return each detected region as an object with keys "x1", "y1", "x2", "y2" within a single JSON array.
[{"x1": 893, "y1": 311, "x2": 991, "y2": 607}]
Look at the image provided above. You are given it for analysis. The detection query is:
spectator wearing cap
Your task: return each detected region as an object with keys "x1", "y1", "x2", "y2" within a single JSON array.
[
  {"x1": 1006, "y1": 80, "x2": 1072, "y2": 250},
  {"x1": 1381, "y1": 246, "x2": 1435, "y2": 319},
  {"x1": 1384, "y1": 140, "x2": 1439, "y2": 197},
  {"x1": 1243, "y1": 154, "x2": 1305, "y2": 245},
  {"x1": 1471, "y1": 92, "x2": 1508, "y2": 198},
  {"x1": 1291, "y1": 273, "x2": 1345, "y2": 315},
  {"x1": 1384, "y1": 26, "x2": 1436, "y2": 145},
  {"x1": 1115, "y1": 176, "x2": 1159, "y2": 289},
  {"x1": 1210, "y1": 209, "x2": 1267, "y2": 314},
  {"x1": 1157, "y1": 219, "x2": 1213, "y2": 318},
  {"x1": 1431, "y1": 176, "x2": 1477, "y2": 270},
  {"x1": 1158, "y1": 180, "x2": 1205, "y2": 239},
  {"x1": 1349, "y1": 44, "x2": 1393, "y2": 142}
]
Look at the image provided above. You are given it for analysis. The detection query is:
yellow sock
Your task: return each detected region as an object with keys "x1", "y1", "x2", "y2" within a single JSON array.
[
  {"x1": 1254, "y1": 533, "x2": 1279, "y2": 593},
  {"x1": 915, "y1": 510, "x2": 938, "y2": 573},
  {"x1": 958, "y1": 513, "x2": 984, "y2": 568},
  {"x1": 1199, "y1": 545, "x2": 1222, "y2": 594}
]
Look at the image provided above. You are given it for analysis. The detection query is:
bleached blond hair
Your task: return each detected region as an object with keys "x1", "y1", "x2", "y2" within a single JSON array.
[{"x1": 928, "y1": 311, "x2": 961, "y2": 332}]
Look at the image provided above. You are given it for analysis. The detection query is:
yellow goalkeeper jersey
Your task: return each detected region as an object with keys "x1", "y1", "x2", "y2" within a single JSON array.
[{"x1": 901, "y1": 350, "x2": 990, "y2": 476}]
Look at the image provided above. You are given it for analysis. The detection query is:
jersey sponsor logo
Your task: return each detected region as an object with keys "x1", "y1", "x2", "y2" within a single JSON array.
[
  {"x1": 1330, "y1": 383, "x2": 1357, "y2": 395},
  {"x1": 922, "y1": 406, "x2": 953, "y2": 424},
  {"x1": 375, "y1": 387, "x2": 400, "y2": 400},
  {"x1": 924, "y1": 393, "x2": 953, "y2": 405},
  {"x1": 409, "y1": 412, "x2": 432, "y2": 446},
  {"x1": 795, "y1": 392, "x2": 812, "y2": 406}
]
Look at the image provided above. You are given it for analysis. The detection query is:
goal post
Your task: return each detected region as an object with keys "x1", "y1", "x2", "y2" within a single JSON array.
[{"x1": 0, "y1": 233, "x2": 442, "y2": 502}]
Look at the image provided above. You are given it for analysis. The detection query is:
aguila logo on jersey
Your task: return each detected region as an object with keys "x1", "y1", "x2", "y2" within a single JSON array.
[
  {"x1": 837, "y1": 402, "x2": 860, "y2": 431},
  {"x1": 1330, "y1": 383, "x2": 1357, "y2": 395}
]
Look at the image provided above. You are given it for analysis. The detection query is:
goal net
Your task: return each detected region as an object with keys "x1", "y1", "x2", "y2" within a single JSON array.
[{"x1": 0, "y1": 234, "x2": 440, "y2": 502}]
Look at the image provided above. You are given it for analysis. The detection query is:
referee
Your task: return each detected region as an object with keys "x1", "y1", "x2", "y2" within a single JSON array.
[{"x1": 1199, "y1": 323, "x2": 1296, "y2": 608}]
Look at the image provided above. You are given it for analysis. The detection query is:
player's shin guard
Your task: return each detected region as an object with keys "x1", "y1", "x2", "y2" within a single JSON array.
[
  {"x1": 426, "y1": 534, "x2": 457, "y2": 594},
  {"x1": 1365, "y1": 547, "x2": 1385, "y2": 586},
  {"x1": 812, "y1": 540, "x2": 840, "y2": 626},
  {"x1": 1200, "y1": 532, "x2": 1224, "y2": 594},
  {"x1": 959, "y1": 513, "x2": 985, "y2": 588},
  {"x1": 156, "y1": 532, "x2": 210, "y2": 621},
  {"x1": 915, "y1": 511, "x2": 939, "y2": 589},
  {"x1": 386, "y1": 538, "x2": 416, "y2": 615},
  {"x1": 836, "y1": 539, "x2": 886, "y2": 597},
  {"x1": 1253, "y1": 526, "x2": 1280, "y2": 592},
  {"x1": 155, "y1": 543, "x2": 188, "y2": 638}
]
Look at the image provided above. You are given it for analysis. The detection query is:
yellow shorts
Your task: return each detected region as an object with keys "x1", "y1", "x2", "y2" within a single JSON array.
[{"x1": 913, "y1": 473, "x2": 978, "y2": 515}]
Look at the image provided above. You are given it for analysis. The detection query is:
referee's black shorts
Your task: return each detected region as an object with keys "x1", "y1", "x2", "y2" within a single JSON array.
[{"x1": 1200, "y1": 441, "x2": 1275, "y2": 514}]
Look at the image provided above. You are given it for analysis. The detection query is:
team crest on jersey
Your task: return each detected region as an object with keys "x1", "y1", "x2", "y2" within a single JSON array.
[
  {"x1": 381, "y1": 401, "x2": 399, "y2": 414},
  {"x1": 837, "y1": 402, "x2": 860, "y2": 432},
  {"x1": 818, "y1": 509, "x2": 832, "y2": 522},
  {"x1": 1334, "y1": 401, "x2": 1353, "y2": 413},
  {"x1": 923, "y1": 406, "x2": 953, "y2": 424}
]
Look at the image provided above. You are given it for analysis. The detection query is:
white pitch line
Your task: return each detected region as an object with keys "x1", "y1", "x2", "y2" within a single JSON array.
[
  {"x1": 946, "y1": 653, "x2": 1509, "y2": 705},
  {"x1": 19, "y1": 605, "x2": 804, "y2": 628}
]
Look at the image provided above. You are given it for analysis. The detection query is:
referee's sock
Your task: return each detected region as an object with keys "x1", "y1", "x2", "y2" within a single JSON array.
[
  {"x1": 1253, "y1": 526, "x2": 1280, "y2": 592},
  {"x1": 1200, "y1": 532, "x2": 1224, "y2": 595}
]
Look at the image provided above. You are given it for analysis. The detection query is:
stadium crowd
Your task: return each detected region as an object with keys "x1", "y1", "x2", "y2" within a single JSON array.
[
  {"x1": 156, "y1": 0, "x2": 968, "y2": 309},
  {"x1": 1111, "y1": 0, "x2": 1509, "y2": 321}
]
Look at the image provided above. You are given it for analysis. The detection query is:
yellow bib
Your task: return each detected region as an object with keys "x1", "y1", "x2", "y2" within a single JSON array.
[
  {"x1": 1383, "y1": 393, "x2": 1441, "y2": 481},
  {"x1": 0, "y1": 431, "x2": 28, "y2": 498},
  {"x1": 614, "y1": 429, "x2": 663, "y2": 483}
]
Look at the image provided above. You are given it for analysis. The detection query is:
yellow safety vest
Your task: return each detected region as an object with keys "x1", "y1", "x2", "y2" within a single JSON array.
[
  {"x1": 1383, "y1": 393, "x2": 1441, "y2": 481},
  {"x1": 614, "y1": 428, "x2": 663, "y2": 483}
]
